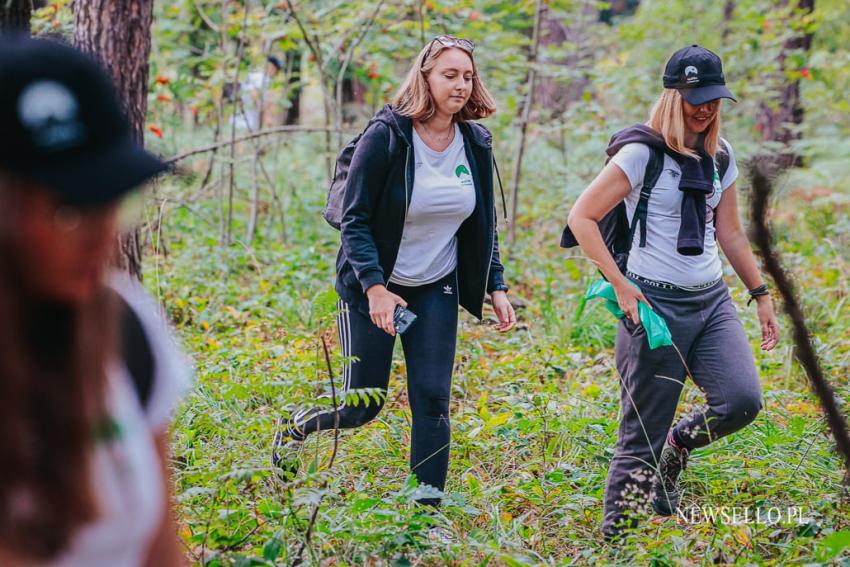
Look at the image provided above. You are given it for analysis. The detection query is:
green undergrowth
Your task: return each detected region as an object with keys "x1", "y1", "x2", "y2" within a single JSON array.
[{"x1": 149, "y1": 126, "x2": 850, "y2": 565}]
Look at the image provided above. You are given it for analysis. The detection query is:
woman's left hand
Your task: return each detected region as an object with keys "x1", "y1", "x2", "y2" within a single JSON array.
[
  {"x1": 491, "y1": 291, "x2": 516, "y2": 332},
  {"x1": 756, "y1": 294, "x2": 780, "y2": 351}
]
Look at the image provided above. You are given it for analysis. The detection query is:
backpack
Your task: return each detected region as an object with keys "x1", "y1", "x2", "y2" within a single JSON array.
[
  {"x1": 560, "y1": 140, "x2": 730, "y2": 275},
  {"x1": 322, "y1": 120, "x2": 509, "y2": 230},
  {"x1": 322, "y1": 118, "x2": 382, "y2": 230},
  {"x1": 117, "y1": 294, "x2": 155, "y2": 408}
]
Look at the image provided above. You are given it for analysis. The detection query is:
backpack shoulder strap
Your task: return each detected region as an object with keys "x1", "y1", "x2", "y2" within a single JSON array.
[
  {"x1": 628, "y1": 146, "x2": 664, "y2": 248},
  {"x1": 716, "y1": 138, "x2": 731, "y2": 181},
  {"x1": 492, "y1": 155, "x2": 508, "y2": 222},
  {"x1": 115, "y1": 292, "x2": 155, "y2": 409}
]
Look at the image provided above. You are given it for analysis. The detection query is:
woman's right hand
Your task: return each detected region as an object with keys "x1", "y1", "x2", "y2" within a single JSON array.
[
  {"x1": 366, "y1": 284, "x2": 408, "y2": 336},
  {"x1": 612, "y1": 278, "x2": 649, "y2": 326}
]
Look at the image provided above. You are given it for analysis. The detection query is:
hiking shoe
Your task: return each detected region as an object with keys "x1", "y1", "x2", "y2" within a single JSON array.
[
  {"x1": 271, "y1": 416, "x2": 305, "y2": 480},
  {"x1": 651, "y1": 433, "x2": 689, "y2": 516}
]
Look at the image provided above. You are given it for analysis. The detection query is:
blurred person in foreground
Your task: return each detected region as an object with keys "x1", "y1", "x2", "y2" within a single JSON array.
[{"x1": 0, "y1": 36, "x2": 191, "y2": 566}]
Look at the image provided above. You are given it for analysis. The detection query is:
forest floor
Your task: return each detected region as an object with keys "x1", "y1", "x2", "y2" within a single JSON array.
[{"x1": 152, "y1": 130, "x2": 850, "y2": 566}]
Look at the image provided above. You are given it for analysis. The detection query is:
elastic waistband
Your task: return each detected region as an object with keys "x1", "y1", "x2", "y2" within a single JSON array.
[{"x1": 626, "y1": 271, "x2": 722, "y2": 293}]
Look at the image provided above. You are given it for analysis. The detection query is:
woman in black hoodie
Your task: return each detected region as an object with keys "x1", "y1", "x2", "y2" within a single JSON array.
[
  {"x1": 567, "y1": 46, "x2": 779, "y2": 537},
  {"x1": 273, "y1": 36, "x2": 515, "y2": 505}
]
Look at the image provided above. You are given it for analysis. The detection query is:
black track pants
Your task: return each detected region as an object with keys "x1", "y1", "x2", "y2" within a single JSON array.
[{"x1": 293, "y1": 271, "x2": 459, "y2": 503}]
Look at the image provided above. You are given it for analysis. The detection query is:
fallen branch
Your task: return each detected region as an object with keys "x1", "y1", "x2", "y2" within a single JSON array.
[
  {"x1": 165, "y1": 125, "x2": 356, "y2": 164},
  {"x1": 748, "y1": 159, "x2": 850, "y2": 481}
]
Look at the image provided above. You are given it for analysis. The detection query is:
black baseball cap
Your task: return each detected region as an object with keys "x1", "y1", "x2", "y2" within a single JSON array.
[
  {"x1": 266, "y1": 55, "x2": 283, "y2": 70},
  {"x1": 663, "y1": 45, "x2": 736, "y2": 106},
  {"x1": 0, "y1": 35, "x2": 169, "y2": 207}
]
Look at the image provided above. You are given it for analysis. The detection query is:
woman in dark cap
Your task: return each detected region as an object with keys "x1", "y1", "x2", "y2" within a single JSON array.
[
  {"x1": 0, "y1": 36, "x2": 190, "y2": 565},
  {"x1": 567, "y1": 45, "x2": 779, "y2": 537}
]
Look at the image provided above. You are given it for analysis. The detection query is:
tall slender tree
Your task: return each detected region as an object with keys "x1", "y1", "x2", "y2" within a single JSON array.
[
  {"x1": 73, "y1": 0, "x2": 155, "y2": 280},
  {"x1": 0, "y1": 0, "x2": 31, "y2": 33}
]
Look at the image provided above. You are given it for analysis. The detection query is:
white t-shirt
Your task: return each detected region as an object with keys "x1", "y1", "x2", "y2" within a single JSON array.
[
  {"x1": 610, "y1": 139, "x2": 739, "y2": 287},
  {"x1": 47, "y1": 273, "x2": 193, "y2": 567},
  {"x1": 389, "y1": 124, "x2": 476, "y2": 286}
]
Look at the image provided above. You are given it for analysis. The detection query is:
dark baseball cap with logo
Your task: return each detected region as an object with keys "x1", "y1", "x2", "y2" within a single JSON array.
[
  {"x1": 0, "y1": 35, "x2": 169, "y2": 207},
  {"x1": 663, "y1": 45, "x2": 737, "y2": 106}
]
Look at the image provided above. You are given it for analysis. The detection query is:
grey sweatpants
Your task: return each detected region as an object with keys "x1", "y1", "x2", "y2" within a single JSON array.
[{"x1": 602, "y1": 280, "x2": 763, "y2": 534}]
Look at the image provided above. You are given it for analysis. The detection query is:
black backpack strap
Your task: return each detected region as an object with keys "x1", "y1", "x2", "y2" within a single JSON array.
[
  {"x1": 710, "y1": 138, "x2": 732, "y2": 236},
  {"x1": 716, "y1": 138, "x2": 731, "y2": 180},
  {"x1": 116, "y1": 293, "x2": 155, "y2": 409},
  {"x1": 492, "y1": 155, "x2": 508, "y2": 222},
  {"x1": 628, "y1": 146, "x2": 664, "y2": 248}
]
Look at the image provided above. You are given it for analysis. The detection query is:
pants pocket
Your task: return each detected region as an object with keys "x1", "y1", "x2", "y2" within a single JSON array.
[{"x1": 621, "y1": 316, "x2": 645, "y2": 338}]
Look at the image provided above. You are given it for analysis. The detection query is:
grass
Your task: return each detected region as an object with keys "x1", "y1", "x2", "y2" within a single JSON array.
[{"x1": 149, "y1": 126, "x2": 850, "y2": 565}]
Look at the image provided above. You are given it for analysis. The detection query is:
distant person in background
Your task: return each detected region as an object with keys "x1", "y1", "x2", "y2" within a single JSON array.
[
  {"x1": 273, "y1": 36, "x2": 516, "y2": 506},
  {"x1": 234, "y1": 55, "x2": 282, "y2": 131},
  {"x1": 0, "y1": 37, "x2": 190, "y2": 565},
  {"x1": 568, "y1": 45, "x2": 779, "y2": 538}
]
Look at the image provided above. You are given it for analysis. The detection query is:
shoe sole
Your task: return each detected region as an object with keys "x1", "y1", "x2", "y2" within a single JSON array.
[{"x1": 651, "y1": 496, "x2": 678, "y2": 516}]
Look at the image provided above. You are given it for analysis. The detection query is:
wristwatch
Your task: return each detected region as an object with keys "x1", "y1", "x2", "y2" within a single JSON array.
[{"x1": 491, "y1": 284, "x2": 510, "y2": 293}]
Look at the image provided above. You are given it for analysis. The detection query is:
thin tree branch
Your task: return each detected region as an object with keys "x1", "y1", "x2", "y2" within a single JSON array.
[
  {"x1": 166, "y1": 125, "x2": 355, "y2": 164},
  {"x1": 193, "y1": 0, "x2": 220, "y2": 33},
  {"x1": 291, "y1": 335, "x2": 341, "y2": 566},
  {"x1": 224, "y1": 0, "x2": 251, "y2": 246},
  {"x1": 508, "y1": 0, "x2": 545, "y2": 245},
  {"x1": 334, "y1": 0, "x2": 386, "y2": 146},
  {"x1": 284, "y1": 0, "x2": 326, "y2": 80}
]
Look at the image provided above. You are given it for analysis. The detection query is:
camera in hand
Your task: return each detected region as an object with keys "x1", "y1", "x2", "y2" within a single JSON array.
[{"x1": 393, "y1": 305, "x2": 417, "y2": 335}]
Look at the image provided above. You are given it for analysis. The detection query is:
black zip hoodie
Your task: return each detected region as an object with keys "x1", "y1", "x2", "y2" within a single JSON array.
[
  {"x1": 606, "y1": 124, "x2": 716, "y2": 256},
  {"x1": 334, "y1": 105, "x2": 507, "y2": 320}
]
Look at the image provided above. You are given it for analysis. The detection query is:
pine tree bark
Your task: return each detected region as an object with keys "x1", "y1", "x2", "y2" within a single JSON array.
[
  {"x1": 756, "y1": 0, "x2": 815, "y2": 169},
  {"x1": 0, "y1": 0, "x2": 31, "y2": 33},
  {"x1": 73, "y1": 0, "x2": 154, "y2": 280},
  {"x1": 533, "y1": 3, "x2": 598, "y2": 118}
]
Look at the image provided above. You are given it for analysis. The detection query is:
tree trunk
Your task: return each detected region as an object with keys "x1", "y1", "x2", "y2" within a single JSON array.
[
  {"x1": 722, "y1": 0, "x2": 737, "y2": 38},
  {"x1": 73, "y1": 0, "x2": 154, "y2": 281},
  {"x1": 532, "y1": 13, "x2": 569, "y2": 116},
  {"x1": 598, "y1": 0, "x2": 640, "y2": 23},
  {"x1": 755, "y1": 0, "x2": 815, "y2": 169},
  {"x1": 533, "y1": 3, "x2": 598, "y2": 118},
  {"x1": 283, "y1": 50, "x2": 302, "y2": 125},
  {"x1": 0, "y1": 0, "x2": 31, "y2": 33}
]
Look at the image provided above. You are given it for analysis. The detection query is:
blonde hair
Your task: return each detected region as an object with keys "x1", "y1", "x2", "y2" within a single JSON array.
[
  {"x1": 647, "y1": 89, "x2": 722, "y2": 159},
  {"x1": 393, "y1": 41, "x2": 496, "y2": 122}
]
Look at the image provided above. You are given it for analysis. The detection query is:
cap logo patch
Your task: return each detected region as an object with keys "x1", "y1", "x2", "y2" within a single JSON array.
[
  {"x1": 17, "y1": 80, "x2": 85, "y2": 151},
  {"x1": 684, "y1": 65, "x2": 699, "y2": 84}
]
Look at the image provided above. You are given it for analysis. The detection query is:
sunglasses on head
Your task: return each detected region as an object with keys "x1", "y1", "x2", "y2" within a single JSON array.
[{"x1": 420, "y1": 36, "x2": 475, "y2": 69}]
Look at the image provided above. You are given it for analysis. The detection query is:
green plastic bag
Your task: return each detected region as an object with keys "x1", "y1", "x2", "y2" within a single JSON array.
[{"x1": 584, "y1": 278, "x2": 673, "y2": 350}]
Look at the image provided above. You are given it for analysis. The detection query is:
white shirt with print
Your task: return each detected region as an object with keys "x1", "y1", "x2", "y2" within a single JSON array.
[
  {"x1": 389, "y1": 123, "x2": 476, "y2": 286},
  {"x1": 610, "y1": 139, "x2": 739, "y2": 287},
  {"x1": 48, "y1": 273, "x2": 192, "y2": 567}
]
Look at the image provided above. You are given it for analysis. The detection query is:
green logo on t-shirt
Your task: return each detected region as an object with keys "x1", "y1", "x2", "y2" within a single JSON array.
[{"x1": 455, "y1": 164, "x2": 470, "y2": 177}]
